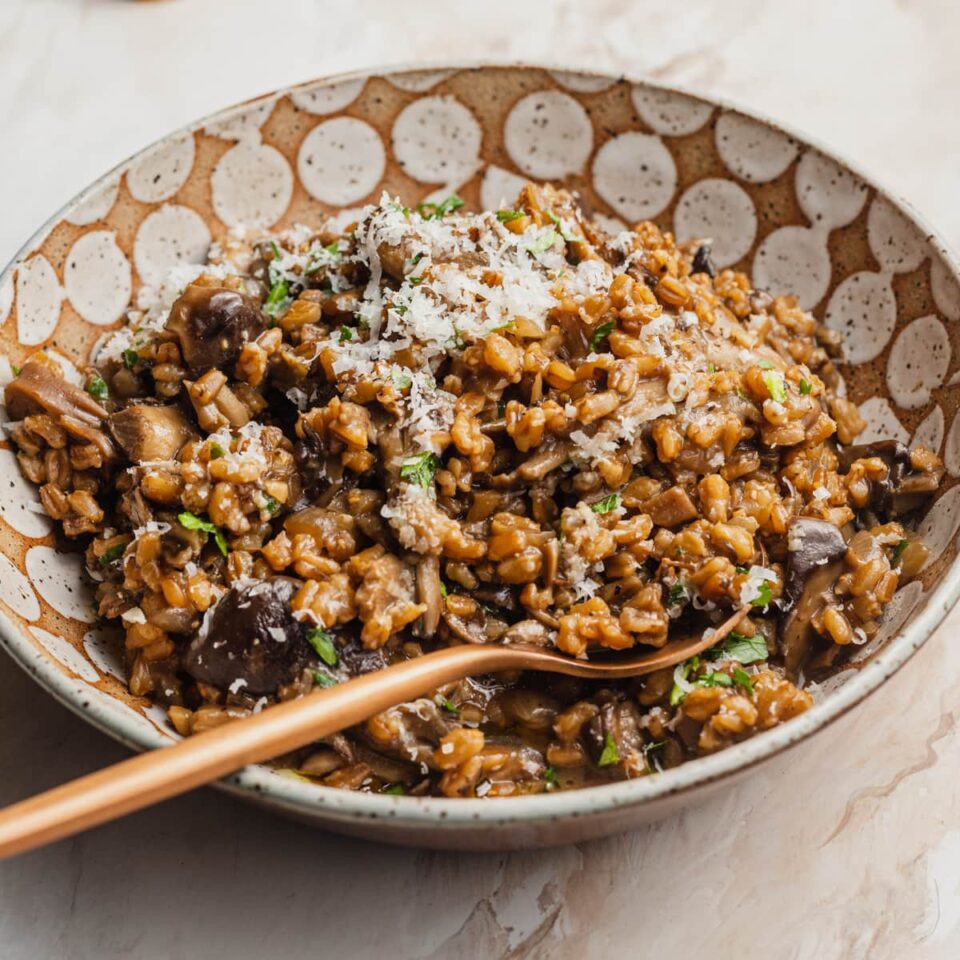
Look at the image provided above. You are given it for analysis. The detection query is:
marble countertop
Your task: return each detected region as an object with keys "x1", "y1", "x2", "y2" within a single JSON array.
[{"x1": 2, "y1": 1, "x2": 959, "y2": 957}]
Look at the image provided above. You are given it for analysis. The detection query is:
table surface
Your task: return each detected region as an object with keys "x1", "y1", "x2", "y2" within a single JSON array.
[{"x1": 2, "y1": 1, "x2": 960, "y2": 957}]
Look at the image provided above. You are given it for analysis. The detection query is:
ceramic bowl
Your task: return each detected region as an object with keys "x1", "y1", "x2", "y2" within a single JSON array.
[{"x1": 2, "y1": 64, "x2": 959, "y2": 850}]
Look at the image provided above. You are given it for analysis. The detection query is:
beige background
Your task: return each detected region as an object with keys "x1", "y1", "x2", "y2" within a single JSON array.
[{"x1": 1, "y1": 1, "x2": 960, "y2": 957}]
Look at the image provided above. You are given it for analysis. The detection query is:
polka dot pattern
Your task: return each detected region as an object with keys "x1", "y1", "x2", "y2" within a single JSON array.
[
  {"x1": 1, "y1": 67, "x2": 959, "y2": 821},
  {"x1": 674, "y1": 178, "x2": 756, "y2": 267},
  {"x1": 392, "y1": 96, "x2": 481, "y2": 188},
  {"x1": 298, "y1": 117, "x2": 385, "y2": 205},
  {"x1": 592, "y1": 132, "x2": 677, "y2": 222},
  {"x1": 504, "y1": 91, "x2": 593, "y2": 180},
  {"x1": 64, "y1": 230, "x2": 132, "y2": 326}
]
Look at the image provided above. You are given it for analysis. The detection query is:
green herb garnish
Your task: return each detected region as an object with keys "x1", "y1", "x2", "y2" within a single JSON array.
[
  {"x1": 524, "y1": 229, "x2": 559, "y2": 255},
  {"x1": 751, "y1": 580, "x2": 773, "y2": 609},
  {"x1": 439, "y1": 697, "x2": 458, "y2": 714},
  {"x1": 799, "y1": 378, "x2": 813, "y2": 396},
  {"x1": 122, "y1": 349, "x2": 140, "y2": 370},
  {"x1": 698, "y1": 671, "x2": 734, "y2": 688},
  {"x1": 439, "y1": 581, "x2": 448, "y2": 598},
  {"x1": 264, "y1": 277, "x2": 292, "y2": 319},
  {"x1": 543, "y1": 766, "x2": 558, "y2": 789},
  {"x1": 496, "y1": 208, "x2": 525, "y2": 223},
  {"x1": 262, "y1": 494, "x2": 280, "y2": 515},
  {"x1": 382, "y1": 783, "x2": 406, "y2": 795},
  {"x1": 642, "y1": 741, "x2": 666, "y2": 773},
  {"x1": 591, "y1": 494, "x2": 619, "y2": 514},
  {"x1": 733, "y1": 667, "x2": 754, "y2": 695},
  {"x1": 98, "y1": 543, "x2": 125, "y2": 567},
  {"x1": 757, "y1": 359, "x2": 775, "y2": 369},
  {"x1": 707, "y1": 362, "x2": 716, "y2": 374},
  {"x1": 400, "y1": 451, "x2": 439, "y2": 488},
  {"x1": 669, "y1": 655, "x2": 699, "y2": 707},
  {"x1": 893, "y1": 538, "x2": 910, "y2": 563},
  {"x1": 597, "y1": 732, "x2": 620, "y2": 767},
  {"x1": 711, "y1": 631, "x2": 769, "y2": 665},
  {"x1": 306, "y1": 627, "x2": 338, "y2": 667},
  {"x1": 209, "y1": 442, "x2": 226, "y2": 460},
  {"x1": 86, "y1": 374, "x2": 108, "y2": 400},
  {"x1": 418, "y1": 194, "x2": 464, "y2": 220},
  {"x1": 762, "y1": 370, "x2": 787, "y2": 403},
  {"x1": 312, "y1": 669, "x2": 337, "y2": 688},
  {"x1": 408, "y1": 276, "x2": 424, "y2": 286},
  {"x1": 667, "y1": 583, "x2": 686, "y2": 607},
  {"x1": 339, "y1": 325, "x2": 354, "y2": 341},
  {"x1": 177, "y1": 511, "x2": 228, "y2": 556},
  {"x1": 545, "y1": 210, "x2": 577, "y2": 242},
  {"x1": 589, "y1": 320, "x2": 615, "y2": 351},
  {"x1": 391, "y1": 368, "x2": 412, "y2": 390}
]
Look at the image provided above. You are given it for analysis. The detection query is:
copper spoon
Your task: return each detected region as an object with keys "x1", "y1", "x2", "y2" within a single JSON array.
[{"x1": 0, "y1": 605, "x2": 750, "y2": 858}]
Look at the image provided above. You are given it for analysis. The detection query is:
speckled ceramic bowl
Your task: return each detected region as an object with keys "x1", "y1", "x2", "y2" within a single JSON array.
[{"x1": 2, "y1": 64, "x2": 960, "y2": 850}]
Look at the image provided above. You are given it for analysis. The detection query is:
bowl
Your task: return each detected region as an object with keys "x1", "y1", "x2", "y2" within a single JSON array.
[{"x1": 2, "y1": 63, "x2": 959, "y2": 850}]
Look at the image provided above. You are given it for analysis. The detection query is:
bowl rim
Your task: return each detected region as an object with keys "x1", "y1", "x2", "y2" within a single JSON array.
[{"x1": 2, "y1": 59, "x2": 959, "y2": 832}]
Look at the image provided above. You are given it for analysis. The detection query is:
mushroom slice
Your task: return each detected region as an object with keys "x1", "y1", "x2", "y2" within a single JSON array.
[{"x1": 109, "y1": 404, "x2": 193, "y2": 463}]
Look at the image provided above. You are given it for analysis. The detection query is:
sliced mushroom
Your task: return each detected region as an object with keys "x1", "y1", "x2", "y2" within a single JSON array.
[
  {"x1": 585, "y1": 701, "x2": 643, "y2": 765},
  {"x1": 415, "y1": 555, "x2": 443, "y2": 638},
  {"x1": 109, "y1": 404, "x2": 193, "y2": 462},
  {"x1": 838, "y1": 440, "x2": 942, "y2": 516},
  {"x1": 164, "y1": 284, "x2": 265, "y2": 375},
  {"x1": 780, "y1": 518, "x2": 849, "y2": 677},
  {"x1": 182, "y1": 577, "x2": 311, "y2": 694}
]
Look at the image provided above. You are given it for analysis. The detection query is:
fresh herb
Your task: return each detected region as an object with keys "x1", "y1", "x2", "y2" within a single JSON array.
[
  {"x1": 735, "y1": 565, "x2": 749, "y2": 574},
  {"x1": 98, "y1": 543, "x2": 125, "y2": 567},
  {"x1": 707, "y1": 362, "x2": 716, "y2": 374},
  {"x1": 306, "y1": 627, "x2": 338, "y2": 667},
  {"x1": 543, "y1": 766, "x2": 558, "y2": 789},
  {"x1": 440, "y1": 697, "x2": 458, "y2": 714},
  {"x1": 262, "y1": 494, "x2": 280, "y2": 515},
  {"x1": 86, "y1": 374, "x2": 108, "y2": 400},
  {"x1": 312, "y1": 669, "x2": 337, "y2": 688},
  {"x1": 667, "y1": 582, "x2": 686, "y2": 607},
  {"x1": 496, "y1": 398, "x2": 506, "y2": 418},
  {"x1": 751, "y1": 580, "x2": 773, "y2": 609},
  {"x1": 393, "y1": 303, "x2": 408, "y2": 316},
  {"x1": 264, "y1": 277, "x2": 292, "y2": 319},
  {"x1": 762, "y1": 370, "x2": 787, "y2": 403},
  {"x1": 589, "y1": 320, "x2": 615, "y2": 351},
  {"x1": 524, "y1": 229, "x2": 559, "y2": 255},
  {"x1": 382, "y1": 783, "x2": 406, "y2": 795},
  {"x1": 389, "y1": 202, "x2": 411, "y2": 217},
  {"x1": 10, "y1": 365, "x2": 20, "y2": 376},
  {"x1": 409, "y1": 252, "x2": 424, "y2": 267},
  {"x1": 209, "y1": 442, "x2": 226, "y2": 460},
  {"x1": 122, "y1": 349, "x2": 140, "y2": 370},
  {"x1": 439, "y1": 581, "x2": 448, "y2": 598},
  {"x1": 339, "y1": 325, "x2": 354, "y2": 341},
  {"x1": 669, "y1": 656, "x2": 699, "y2": 707},
  {"x1": 893, "y1": 538, "x2": 910, "y2": 563},
  {"x1": 698, "y1": 671, "x2": 734, "y2": 688},
  {"x1": 177, "y1": 511, "x2": 228, "y2": 556},
  {"x1": 391, "y1": 368, "x2": 412, "y2": 390},
  {"x1": 757, "y1": 359, "x2": 775, "y2": 370},
  {"x1": 597, "y1": 732, "x2": 620, "y2": 767},
  {"x1": 496, "y1": 208, "x2": 525, "y2": 223},
  {"x1": 642, "y1": 741, "x2": 666, "y2": 773},
  {"x1": 408, "y1": 276, "x2": 424, "y2": 285},
  {"x1": 418, "y1": 194, "x2": 464, "y2": 220},
  {"x1": 733, "y1": 667, "x2": 754, "y2": 695},
  {"x1": 545, "y1": 210, "x2": 577, "y2": 242},
  {"x1": 400, "y1": 451, "x2": 440, "y2": 488},
  {"x1": 711, "y1": 631, "x2": 769, "y2": 665},
  {"x1": 591, "y1": 494, "x2": 619, "y2": 514},
  {"x1": 799, "y1": 378, "x2": 813, "y2": 396},
  {"x1": 675, "y1": 545, "x2": 685, "y2": 557}
]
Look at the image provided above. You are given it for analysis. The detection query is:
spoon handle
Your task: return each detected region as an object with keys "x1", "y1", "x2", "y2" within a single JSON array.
[{"x1": 0, "y1": 643, "x2": 520, "y2": 860}]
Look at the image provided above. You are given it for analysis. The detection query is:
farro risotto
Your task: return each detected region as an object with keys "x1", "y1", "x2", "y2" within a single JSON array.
[{"x1": 4, "y1": 184, "x2": 942, "y2": 797}]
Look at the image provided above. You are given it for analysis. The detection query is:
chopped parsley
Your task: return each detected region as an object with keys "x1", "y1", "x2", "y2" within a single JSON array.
[
  {"x1": 382, "y1": 783, "x2": 406, "y2": 795},
  {"x1": 545, "y1": 210, "x2": 577, "y2": 242},
  {"x1": 262, "y1": 494, "x2": 280, "y2": 515},
  {"x1": 339, "y1": 325, "x2": 354, "y2": 341},
  {"x1": 439, "y1": 697, "x2": 458, "y2": 714},
  {"x1": 391, "y1": 368, "x2": 412, "y2": 390},
  {"x1": 86, "y1": 374, "x2": 108, "y2": 400},
  {"x1": 408, "y1": 276, "x2": 424, "y2": 286},
  {"x1": 591, "y1": 494, "x2": 619, "y2": 514},
  {"x1": 122, "y1": 349, "x2": 140, "y2": 370},
  {"x1": 209, "y1": 442, "x2": 226, "y2": 460},
  {"x1": 710, "y1": 631, "x2": 769, "y2": 665},
  {"x1": 177, "y1": 511, "x2": 228, "y2": 556},
  {"x1": 263, "y1": 277, "x2": 292, "y2": 319},
  {"x1": 751, "y1": 580, "x2": 774, "y2": 609},
  {"x1": 496, "y1": 208, "x2": 525, "y2": 223},
  {"x1": 667, "y1": 582, "x2": 686, "y2": 607},
  {"x1": 543, "y1": 766, "x2": 558, "y2": 789},
  {"x1": 496, "y1": 398, "x2": 506, "y2": 418},
  {"x1": 597, "y1": 732, "x2": 620, "y2": 767},
  {"x1": 733, "y1": 667, "x2": 754, "y2": 695},
  {"x1": 306, "y1": 628, "x2": 338, "y2": 667},
  {"x1": 799, "y1": 378, "x2": 813, "y2": 396},
  {"x1": 11, "y1": 365, "x2": 20, "y2": 376},
  {"x1": 439, "y1": 581, "x2": 448, "y2": 598},
  {"x1": 400, "y1": 451, "x2": 439, "y2": 488},
  {"x1": 669, "y1": 655, "x2": 699, "y2": 706},
  {"x1": 698, "y1": 671, "x2": 734, "y2": 688},
  {"x1": 98, "y1": 543, "x2": 125, "y2": 567},
  {"x1": 525, "y1": 229, "x2": 559, "y2": 255},
  {"x1": 418, "y1": 194, "x2": 464, "y2": 220},
  {"x1": 756, "y1": 359, "x2": 775, "y2": 370},
  {"x1": 312, "y1": 669, "x2": 338, "y2": 688},
  {"x1": 893, "y1": 538, "x2": 910, "y2": 563},
  {"x1": 762, "y1": 370, "x2": 787, "y2": 403},
  {"x1": 589, "y1": 320, "x2": 615, "y2": 351},
  {"x1": 707, "y1": 362, "x2": 716, "y2": 374}
]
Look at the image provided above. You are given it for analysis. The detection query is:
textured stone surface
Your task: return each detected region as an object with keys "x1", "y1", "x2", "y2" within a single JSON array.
[{"x1": 2, "y1": 1, "x2": 960, "y2": 957}]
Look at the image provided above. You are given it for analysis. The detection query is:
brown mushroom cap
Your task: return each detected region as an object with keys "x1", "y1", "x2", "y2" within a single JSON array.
[{"x1": 108, "y1": 404, "x2": 194, "y2": 463}]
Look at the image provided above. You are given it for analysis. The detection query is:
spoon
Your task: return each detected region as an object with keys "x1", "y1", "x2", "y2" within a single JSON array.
[{"x1": 0, "y1": 605, "x2": 750, "y2": 859}]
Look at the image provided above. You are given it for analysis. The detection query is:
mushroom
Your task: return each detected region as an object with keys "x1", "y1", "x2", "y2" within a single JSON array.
[
  {"x1": 586, "y1": 701, "x2": 643, "y2": 766},
  {"x1": 415, "y1": 556, "x2": 443, "y2": 639},
  {"x1": 108, "y1": 403, "x2": 193, "y2": 462},
  {"x1": 779, "y1": 518, "x2": 848, "y2": 677},
  {"x1": 181, "y1": 577, "x2": 312, "y2": 694},
  {"x1": 164, "y1": 284, "x2": 266, "y2": 375},
  {"x1": 5, "y1": 359, "x2": 116, "y2": 461},
  {"x1": 838, "y1": 440, "x2": 942, "y2": 516}
]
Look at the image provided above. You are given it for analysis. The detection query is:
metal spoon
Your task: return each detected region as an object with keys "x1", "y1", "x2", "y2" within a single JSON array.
[{"x1": 0, "y1": 606, "x2": 750, "y2": 858}]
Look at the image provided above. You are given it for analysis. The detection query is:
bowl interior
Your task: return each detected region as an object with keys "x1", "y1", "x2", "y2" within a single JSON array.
[{"x1": 2, "y1": 64, "x2": 959, "y2": 827}]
